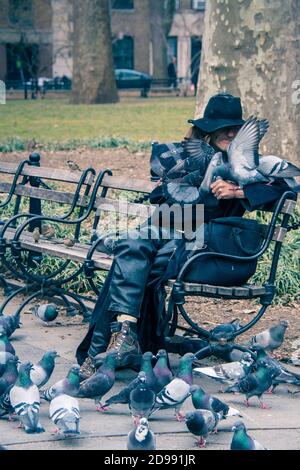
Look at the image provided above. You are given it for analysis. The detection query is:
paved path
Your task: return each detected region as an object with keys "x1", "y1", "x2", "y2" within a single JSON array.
[{"x1": 1, "y1": 296, "x2": 300, "y2": 450}]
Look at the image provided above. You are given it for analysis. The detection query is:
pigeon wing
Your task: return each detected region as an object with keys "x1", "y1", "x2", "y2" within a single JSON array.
[
  {"x1": 228, "y1": 117, "x2": 261, "y2": 169},
  {"x1": 78, "y1": 372, "x2": 112, "y2": 399}
]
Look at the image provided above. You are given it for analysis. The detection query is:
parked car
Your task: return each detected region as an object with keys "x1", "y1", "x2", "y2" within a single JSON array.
[{"x1": 115, "y1": 69, "x2": 152, "y2": 96}]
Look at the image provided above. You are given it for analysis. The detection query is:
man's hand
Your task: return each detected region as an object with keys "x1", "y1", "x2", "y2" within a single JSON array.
[{"x1": 211, "y1": 179, "x2": 244, "y2": 199}]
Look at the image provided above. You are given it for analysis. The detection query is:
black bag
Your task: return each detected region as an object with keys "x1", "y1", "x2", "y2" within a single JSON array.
[{"x1": 205, "y1": 216, "x2": 264, "y2": 257}]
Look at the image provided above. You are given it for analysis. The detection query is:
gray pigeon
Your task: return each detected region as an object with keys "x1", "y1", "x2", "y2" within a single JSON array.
[
  {"x1": 0, "y1": 388, "x2": 14, "y2": 419},
  {"x1": 0, "y1": 327, "x2": 16, "y2": 356},
  {"x1": 104, "y1": 351, "x2": 157, "y2": 407},
  {"x1": 153, "y1": 349, "x2": 173, "y2": 392},
  {"x1": 150, "y1": 377, "x2": 191, "y2": 421},
  {"x1": 250, "y1": 320, "x2": 289, "y2": 354},
  {"x1": 194, "y1": 352, "x2": 254, "y2": 386},
  {"x1": 129, "y1": 372, "x2": 156, "y2": 425},
  {"x1": 190, "y1": 385, "x2": 242, "y2": 419},
  {"x1": 231, "y1": 421, "x2": 267, "y2": 450},
  {"x1": 40, "y1": 364, "x2": 80, "y2": 401},
  {"x1": 9, "y1": 362, "x2": 44, "y2": 433},
  {"x1": 0, "y1": 311, "x2": 21, "y2": 338},
  {"x1": 210, "y1": 319, "x2": 242, "y2": 341},
  {"x1": 254, "y1": 348, "x2": 300, "y2": 392},
  {"x1": 226, "y1": 362, "x2": 280, "y2": 408},
  {"x1": 77, "y1": 353, "x2": 116, "y2": 411},
  {"x1": 49, "y1": 394, "x2": 80, "y2": 437},
  {"x1": 32, "y1": 303, "x2": 59, "y2": 323},
  {"x1": 176, "y1": 352, "x2": 196, "y2": 386},
  {"x1": 0, "y1": 356, "x2": 19, "y2": 396},
  {"x1": 127, "y1": 417, "x2": 156, "y2": 450},
  {"x1": 30, "y1": 350, "x2": 59, "y2": 388},
  {"x1": 185, "y1": 409, "x2": 221, "y2": 448}
]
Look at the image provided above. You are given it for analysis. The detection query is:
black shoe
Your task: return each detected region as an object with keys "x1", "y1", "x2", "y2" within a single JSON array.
[
  {"x1": 94, "y1": 321, "x2": 142, "y2": 370},
  {"x1": 164, "y1": 336, "x2": 209, "y2": 356}
]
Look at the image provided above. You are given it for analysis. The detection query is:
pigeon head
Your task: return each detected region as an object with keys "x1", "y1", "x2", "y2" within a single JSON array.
[
  {"x1": 45, "y1": 350, "x2": 59, "y2": 359},
  {"x1": 68, "y1": 365, "x2": 80, "y2": 376},
  {"x1": 185, "y1": 411, "x2": 204, "y2": 426},
  {"x1": 20, "y1": 362, "x2": 34, "y2": 374},
  {"x1": 7, "y1": 355, "x2": 19, "y2": 365},
  {"x1": 0, "y1": 327, "x2": 6, "y2": 339},
  {"x1": 190, "y1": 384, "x2": 204, "y2": 395},
  {"x1": 156, "y1": 349, "x2": 168, "y2": 359},
  {"x1": 142, "y1": 351, "x2": 156, "y2": 362},
  {"x1": 182, "y1": 353, "x2": 197, "y2": 363},
  {"x1": 232, "y1": 420, "x2": 246, "y2": 432},
  {"x1": 280, "y1": 320, "x2": 289, "y2": 329},
  {"x1": 137, "y1": 371, "x2": 147, "y2": 383}
]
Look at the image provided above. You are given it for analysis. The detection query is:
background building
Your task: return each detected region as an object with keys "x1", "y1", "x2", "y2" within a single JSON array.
[{"x1": 0, "y1": 0, "x2": 205, "y2": 84}]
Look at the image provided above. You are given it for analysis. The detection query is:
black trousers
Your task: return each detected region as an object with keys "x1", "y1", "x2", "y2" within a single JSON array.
[{"x1": 77, "y1": 224, "x2": 256, "y2": 361}]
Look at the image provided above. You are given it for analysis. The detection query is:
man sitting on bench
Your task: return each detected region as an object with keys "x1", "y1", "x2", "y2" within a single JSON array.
[{"x1": 76, "y1": 93, "x2": 292, "y2": 379}]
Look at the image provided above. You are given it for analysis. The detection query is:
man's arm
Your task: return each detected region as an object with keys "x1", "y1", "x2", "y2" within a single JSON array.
[{"x1": 211, "y1": 179, "x2": 294, "y2": 211}]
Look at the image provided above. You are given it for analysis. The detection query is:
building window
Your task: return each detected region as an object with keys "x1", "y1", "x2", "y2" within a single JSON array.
[
  {"x1": 113, "y1": 36, "x2": 134, "y2": 69},
  {"x1": 9, "y1": 0, "x2": 33, "y2": 27},
  {"x1": 191, "y1": 0, "x2": 206, "y2": 11},
  {"x1": 111, "y1": 0, "x2": 134, "y2": 9}
]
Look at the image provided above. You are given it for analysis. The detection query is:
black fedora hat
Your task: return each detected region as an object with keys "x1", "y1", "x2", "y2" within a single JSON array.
[{"x1": 188, "y1": 93, "x2": 245, "y2": 133}]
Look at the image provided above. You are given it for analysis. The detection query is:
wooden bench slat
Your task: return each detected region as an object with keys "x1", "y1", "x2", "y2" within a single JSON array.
[
  {"x1": 101, "y1": 174, "x2": 156, "y2": 193},
  {"x1": 95, "y1": 196, "x2": 155, "y2": 217},
  {"x1": 0, "y1": 183, "x2": 89, "y2": 207},
  {"x1": 0, "y1": 162, "x2": 94, "y2": 185}
]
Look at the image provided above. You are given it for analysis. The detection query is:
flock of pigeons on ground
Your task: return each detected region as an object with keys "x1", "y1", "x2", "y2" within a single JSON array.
[{"x1": 0, "y1": 310, "x2": 300, "y2": 450}]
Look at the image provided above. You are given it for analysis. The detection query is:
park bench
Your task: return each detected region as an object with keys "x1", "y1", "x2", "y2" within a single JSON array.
[
  {"x1": 0, "y1": 155, "x2": 298, "y2": 358},
  {"x1": 0, "y1": 156, "x2": 156, "y2": 320}
]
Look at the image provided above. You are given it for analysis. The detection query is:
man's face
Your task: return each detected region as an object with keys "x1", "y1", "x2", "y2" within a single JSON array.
[{"x1": 210, "y1": 126, "x2": 241, "y2": 152}]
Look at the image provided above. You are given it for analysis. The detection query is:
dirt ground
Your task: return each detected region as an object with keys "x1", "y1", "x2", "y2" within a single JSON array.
[{"x1": 1, "y1": 148, "x2": 299, "y2": 361}]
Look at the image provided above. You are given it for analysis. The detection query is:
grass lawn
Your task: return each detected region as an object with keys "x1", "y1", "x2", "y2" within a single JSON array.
[{"x1": 0, "y1": 96, "x2": 196, "y2": 146}]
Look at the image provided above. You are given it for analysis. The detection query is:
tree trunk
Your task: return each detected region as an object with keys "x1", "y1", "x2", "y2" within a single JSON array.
[
  {"x1": 150, "y1": 0, "x2": 176, "y2": 79},
  {"x1": 196, "y1": 0, "x2": 300, "y2": 164},
  {"x1": 71, "y1": 0, "x2": 119, "y2": 104}
]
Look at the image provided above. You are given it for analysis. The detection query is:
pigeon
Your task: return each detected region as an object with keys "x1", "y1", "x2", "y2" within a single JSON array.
[
  {"x1": 253, "y1": 348, "x2": 300, "y2": 392},
  {"x1": 185, "y1": 410, "x2": 221, "y2": 448},
  {"x1": 210, "y1": 319, "x2": 242, "y2": 341},
  {"x1": 194, "y1": 352, "x2": 254, "y2": 386},
  {"x1": 153, "y1": 349, "x2": 173, "y2": 392},
  {"x1": 150, "y1": 377, "x2": 191, "y2": 421},
  {"x1": 176, "y1": 352, "x2": 196, "y2": 386},
  {"x1": 0, "y1": 356, "x2": 19, "y2": 396},
  {"x1": 63, "y1": 238, "x2": 75, "y2": 248},
  {"x1": 41, "y1": 364, "x2": 80, "y2": 401},
  {"x1": 129, "y1": 372, "x2": 156, "y2": 425},
  {"x1": 0, "y1": 352, "x2": 16, "y2": 377},
  {"x1": 0, "y1": 327, "x2": 16, "y2": 356},
  {"x1": 190, "y1": 385, "x2": 242, "y2": 419},
  {"x1": 32, "y1": 227, "x2": 40, "y2": 243},
  {"x1": 9, "y1": 362, "x2": 44, "y2": 433},
  {"x1": 30, "y1": 350, "x2": 59, "y2": 388},
  {"x1": 32, "y1": 303, "x2": 59, "y2": 323},
  {"x1": 127, "y1": 417, "x2": 156, "y2": 450},
  {"x1": 77, "y1": 353, "x2": 116, "y2": 411},
  {"x1": 231, "y1": 421, "x2": 267, "y2": 450},
  {"x1": 49, "y1": 394, "x2": 80, "y2": 437},
  {"x1": 104, "y1": 351, "x2": 157, "y2": 407},
  {"x1": 0, "y1": 311, "x2": 22, "y2": 338},
  {"x1": 250, "y1": 320, "x2": 289, "y2": 354},
  {"x1": 226, "y1": 362, "x2": 280, "y2": 408},
  {"x1": 166, "y1": 138, "x2": 216, "y2": 178}
]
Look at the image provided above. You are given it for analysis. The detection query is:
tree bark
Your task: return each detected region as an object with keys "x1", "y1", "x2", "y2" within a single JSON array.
[
  {"x1": 196, "y1": 0, "x2": 300, "y2": 164},
  {"x1": 150, "y1": 0, "x2": 176, "y2": 79},
  {"x1": 71, "y1": 0, "x2": 119, "y2": 104}
]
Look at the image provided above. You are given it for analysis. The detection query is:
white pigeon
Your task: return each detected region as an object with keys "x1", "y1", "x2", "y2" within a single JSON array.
[
  {"x1": 194, "y1": 352, "x2": 254, "y2": 386},
  {"x1": 127, "y1": 417, "x2": 156, "y2": 450},
  {"x1": 150, "y1": 377, "x2": 190, "y2": 421},
  {"x1": 30, "y1": 351, "x2": 58, "y2": 388},
  {"x1": 49, "y1": 394, "x2": 80, "y2": 437},
  {"x1": 9, "y1": 362, "x2": 44, "y2": 433},
  {"x1": 250, "y1": 320, "x2": 289, "y2": 353}
]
